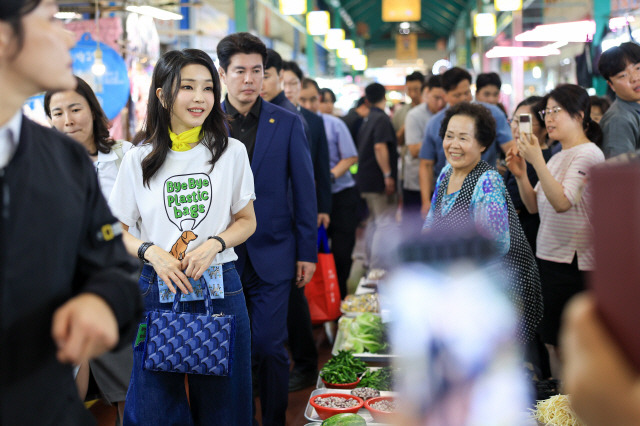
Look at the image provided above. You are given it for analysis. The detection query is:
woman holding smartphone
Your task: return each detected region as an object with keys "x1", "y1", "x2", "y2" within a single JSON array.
[
  {"x1": 109, "y1": 48, "x2": 256, "y2": 424},
  {"x1": 506, "y1": 84, "x2": 605, "y2": 378},
  {"x1": 503, "y1": 96, "x2": 555, "y2": 254}
]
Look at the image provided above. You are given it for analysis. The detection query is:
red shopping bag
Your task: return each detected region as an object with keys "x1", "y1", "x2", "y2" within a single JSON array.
[{"x1": 305, "y1": 225, "x2": 341, "y2": 324}]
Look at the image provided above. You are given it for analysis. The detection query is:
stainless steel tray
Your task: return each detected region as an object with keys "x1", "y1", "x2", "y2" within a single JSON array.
[{"x1": 304, "y1": 388, "x2": 394, "y2": 424}]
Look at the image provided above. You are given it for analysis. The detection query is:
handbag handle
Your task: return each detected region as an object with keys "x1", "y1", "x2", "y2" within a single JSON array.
[
  {"x1": 317, "y1": 224, "x2": 331, "y2": 254},
  {"x1": 171, "y1": 276, "x2": 214, "y2": 316}
]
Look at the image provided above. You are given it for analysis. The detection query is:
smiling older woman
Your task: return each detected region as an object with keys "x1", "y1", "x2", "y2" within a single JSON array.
[{"x1": 423, "y1": 102, "x2": 543, "y2": 343}]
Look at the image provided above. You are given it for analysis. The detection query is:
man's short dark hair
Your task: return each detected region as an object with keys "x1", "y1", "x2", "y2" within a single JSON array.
[
  {"x1": 282, "y1": 60, "x2": 303, "y2": 81},
  {"x1": 355, "y1": 96, "x2": 366, "y2": 108},
  {"x1": 598, "y1": 42, "x2": 640, "y2": 80},
  {"x1": 320, "y1": 88, "x2": 336, "y2": 103},
  {"x1": 302, "y1": 78, "x2": 320, "y2": 92},
  {"x1": 423, "y1": 74, "x2": 442, "y2": 92},
  {"x1": 476, "y1": 72, "x2": 501, "y2": 91},
  {"x1": 365, "y1": 82, "x2": 386, "y2": 104},
  {"x1": 406, "y1": 71, "x2": 425, "y2": 84},
  {"x1": 216, "y1": 32, "x2": 267, "y2": 71},
  {"x1": 265, "y1": 48, "x2": 283, "y2": 72},
  {"x1": 441, "y1": 67, "x2": 472, "y2": 92}
]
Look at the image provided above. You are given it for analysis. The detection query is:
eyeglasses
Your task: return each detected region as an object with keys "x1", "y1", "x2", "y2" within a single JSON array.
[{"x1": 538, "y1": 106, "x2": 563, "y2": 120}]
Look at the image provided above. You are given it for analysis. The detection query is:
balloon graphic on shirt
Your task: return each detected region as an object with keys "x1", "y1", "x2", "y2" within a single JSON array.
[{"x1": 164, "y1": 173, "x2": 212, "y2": 232}]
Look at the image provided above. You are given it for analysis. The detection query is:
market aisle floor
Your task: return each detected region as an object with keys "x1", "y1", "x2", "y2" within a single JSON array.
[{"x1": 89, "y1": 325, "x2": 334, "y2": 426}]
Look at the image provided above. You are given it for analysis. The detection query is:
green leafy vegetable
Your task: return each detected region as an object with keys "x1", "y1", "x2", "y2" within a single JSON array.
[
  {"x1": 320, "y1": 350, "x2": 368, "y2": 384},
  {"x1": 341, "y1": 313, "x2": 388, "y2": 354},
  {"x1": 357, "y1": 367, "x2": 393, "y2": 391}
]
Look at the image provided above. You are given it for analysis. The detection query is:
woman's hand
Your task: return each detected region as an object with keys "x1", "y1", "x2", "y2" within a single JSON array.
[
  {"x1": 145, "y1": 245, "x2": 193, "y2": 294},
  {"x1": 505, "y1": 146, "x2": 526, "y2": 178},
  {"x1": 516, "y1": 131, "x2": 545, "y2": 168},
  {"x1": 181, "y1": 239, "x2": 221, "y2": 280}
]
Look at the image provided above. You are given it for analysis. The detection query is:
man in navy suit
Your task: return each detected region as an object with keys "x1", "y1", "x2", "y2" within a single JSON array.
[
  {"x1": 217, "y1": 33, "x2": 317, "y2": 425},
  {"x1": 280, "y1": 59, "x2": 332, "y2": 391}
]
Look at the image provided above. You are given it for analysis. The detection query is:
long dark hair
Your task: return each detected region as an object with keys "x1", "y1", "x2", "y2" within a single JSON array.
[
  {"x1": 137, "y1": 49, "x2": 229, "y2": 188},
  {"x1": 541, "y1": 84, "x2": 603, "y2": 147},
  {"x1": 44, "y1": 76, "x2": 116, "y2": 154}
]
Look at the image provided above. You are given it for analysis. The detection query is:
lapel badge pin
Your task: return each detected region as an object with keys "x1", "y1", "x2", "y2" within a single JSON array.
[{"x1": 269, "y1": 118, "x2": 275, "y2": 123}]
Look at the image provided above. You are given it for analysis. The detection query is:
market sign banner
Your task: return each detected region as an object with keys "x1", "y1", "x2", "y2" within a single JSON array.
[{"x1": 71, "y1": 33, "x2": 130, "y2": 120}]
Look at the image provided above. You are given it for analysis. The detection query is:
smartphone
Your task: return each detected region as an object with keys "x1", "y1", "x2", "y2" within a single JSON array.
[{"x1": 519, "y1": 113, "x2": 532, "y2": 135}]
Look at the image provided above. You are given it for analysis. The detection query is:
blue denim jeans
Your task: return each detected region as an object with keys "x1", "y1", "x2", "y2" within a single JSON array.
[{"x1": 123, "y1": 263, "x2": 252, "y2": 426}]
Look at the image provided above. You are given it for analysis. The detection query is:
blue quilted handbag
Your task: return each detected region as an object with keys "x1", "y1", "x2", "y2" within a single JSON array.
[{"x1": 143, "y1": 278, "x2": 235, "y2": 376}]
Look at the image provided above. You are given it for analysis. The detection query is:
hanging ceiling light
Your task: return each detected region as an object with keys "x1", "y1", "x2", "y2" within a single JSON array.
[
  {"x1": 91, "y1": 44, "x2": 106, "y2": 76},
  {"x1": 515, "y1": 20, "x2": 596, "y2": 42},
  {"x1": 91, "y1": 0, "x2": 106, "y2": 76},
  {"x1": 126, "y1": 5, "x2": 183, "y2": 20},
  {"x1": 279, "y1": 0, "x2": 306, "y2": 15},
  {"x1": 306, "y1": 11, "x2": 330, "y2": 35},
  {"x1": 55, "y1": 11, "x2": 82, "y2": 20},
  {"x1": 325, "y1": 28, "x2": 345, "y2": 49},
  {"x1": 474, "y1": 13, "x2": 496, "y2": 37},
  {"x1": 336, "y1": 39, "x2": 355, "y2": 58},
  {"x1": 346, "y1": 48, "x2": 363, "y2": 65},
  {"x1": 494, "y1": 0, "x2": 522, "y2": 11},
  {"x1": 353, "y1": 55, "x2": 368, "y2": 71}
]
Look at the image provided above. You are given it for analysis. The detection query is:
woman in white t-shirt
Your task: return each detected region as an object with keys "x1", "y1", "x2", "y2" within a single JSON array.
[
  {"x1": 109, "y1": 49, "x2": 256, "y2": 425},
  {"x1": 506, "y1": 84, "x2": 605, "y2": 378},
  {"x1": 44, "y1": 75, "x2": 134, "y2": 422}
]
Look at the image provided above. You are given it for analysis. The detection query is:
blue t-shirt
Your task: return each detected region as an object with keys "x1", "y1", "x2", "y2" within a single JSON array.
[
  {"x1": 423, "y1": 164, "x2": 511, "y2": 256},
  {"x1": 418, "y1": 102, "x2": 513, "y2": 179}
]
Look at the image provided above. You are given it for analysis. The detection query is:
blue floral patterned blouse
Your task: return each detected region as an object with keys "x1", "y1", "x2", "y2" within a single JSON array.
[{"x1": 423, "y1": 164, "x2": 511, "y2": 255}]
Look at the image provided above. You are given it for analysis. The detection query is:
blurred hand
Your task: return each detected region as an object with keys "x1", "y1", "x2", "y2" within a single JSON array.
[
  {"x1": 420, "y1": 200, "x2": 431, "y2": 220},
  {"x1": 318, "y1": 213, "x2": 330, "y2": 229},
  {"x1": 52, "y1": 294, "x2": 119, "y2": 364},
  {"x1": 296, "y1": 261, "x2": 317, "y2": 288},
  {"x1": 561, "y1": 293, "x2": 640, "y2": 426},
  {"x1": 384, "y1": 177, "x2": 396, "y2": 196},
  {"x1": 505, "y1": 146, "x2": 526, "y2": 179}
]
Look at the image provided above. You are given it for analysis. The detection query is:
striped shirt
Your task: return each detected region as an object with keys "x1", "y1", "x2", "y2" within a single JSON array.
[{"x1": 535, "y1": 142, "x2": 604, "y2": 270}]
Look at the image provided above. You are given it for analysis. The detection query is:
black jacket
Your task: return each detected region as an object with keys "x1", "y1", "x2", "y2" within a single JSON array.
[
  {"x1": 300, "y1": 107, "x2": 332, "y2": 214},
  {"x1": 0, "y1": 117, "x2": 142, "y2": 425}
]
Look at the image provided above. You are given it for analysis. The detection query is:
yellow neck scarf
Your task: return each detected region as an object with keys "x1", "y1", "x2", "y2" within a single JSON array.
[{"x1": 169, "y1": 126, "x2": 202, "y2": 151}]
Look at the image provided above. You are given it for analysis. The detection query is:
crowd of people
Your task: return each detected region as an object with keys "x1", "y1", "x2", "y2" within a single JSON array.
[{"x1": 2, "y1": 0, "x2": 640, "y2": 425}]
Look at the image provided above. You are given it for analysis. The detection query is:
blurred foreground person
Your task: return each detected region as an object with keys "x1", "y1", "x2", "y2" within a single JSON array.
[
  {"x1": 424, "y1": 102, "x2": 542, "y2": 343},
  {"x1": 388, "y1": 236, "x2": 533, "y2": 426},
  {"x1": 0, "y1": 0, "x2": 142, "y2": 424}
]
